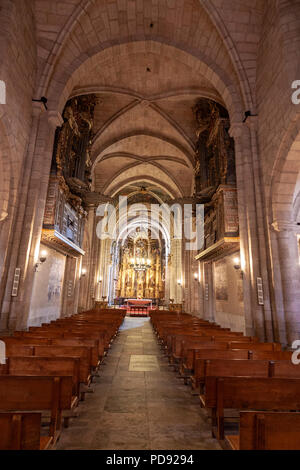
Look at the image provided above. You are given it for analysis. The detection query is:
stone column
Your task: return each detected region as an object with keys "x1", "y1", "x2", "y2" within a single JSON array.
[
  {"x1": 229, "y1": 122, "x2": 273, "y2": 341},
  {"x1": 85, "y1": 207, "x2": 100, "y2": 310},
  {"x1": 2, "y1": 106, "x2": 62, "y2": 330},
  {"x1": 203, "y1": 262, "x2": 215, "y2": 322},
  {"x1": 97, "y1": 238, "x2": 113, "y2": 302},
  {"x1": 273, "y1": 221, "x2": 300, "y2": 345},
  {"x1": 61, "y1": 256, "x2": 80, "y2": 318}
]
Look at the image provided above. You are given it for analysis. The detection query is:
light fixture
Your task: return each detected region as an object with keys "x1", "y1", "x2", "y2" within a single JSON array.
[
  {"x1": 35, "y1": 250, "x2": 48, "y2": 271},
  {"x1": 81, "y1": 268, "x2": 87, "y2": 278},
  {"x1": 130, "y1": 257, "x2": 151, "y2": 272},
  {"x1": 98, "y1": 278, "x2": 102, "y2": 284},
  {"x1": 194, "y1": 273, "x2": 199, "y2": 281},
  {"x1": 40, "y1": 250, "x2": 48, "y2": 263},
  {"x1": 233, "y1": 257, "x2": 241, "y2": 270},
  {"x1": 177, "y1": 279, "x2": 182, "y2": 286}
]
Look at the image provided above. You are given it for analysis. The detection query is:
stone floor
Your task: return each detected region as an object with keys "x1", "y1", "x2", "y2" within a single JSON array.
[{"x1": 55, "y1": 317, "x2": 221, "y2": 450}]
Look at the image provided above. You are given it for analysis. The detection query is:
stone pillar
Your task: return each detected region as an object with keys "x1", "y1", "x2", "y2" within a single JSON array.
[
  {"x1": 89, "y1": 207, "x2": 101, "y2": 306},
  {"x1": 85, "y1": 207, "x2": 100, "y2": 310},
  {"x1": 164, "y1": 254, "x2": 171, "y2": 308},
  {"x1": 97, "y1": 238, "x2": 113, "y2": 302},
  {"x1": 229, "y1": 121, "x2": 273, "y2": 341},
  {"x1": 61, "y1": 256, "x2": 80, "y2": 318},
  {"x1": 273, "y1": 221, "x2": 300, "y2": 345},
  {"x1": 203, "y1": 262, "x2": 215, "y2": 322},
  {"x1": 1, "y1": 106, "x2": 62, "y2": 330}
]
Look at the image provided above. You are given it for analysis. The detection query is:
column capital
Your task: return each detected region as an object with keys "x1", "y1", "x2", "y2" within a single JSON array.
[
  {"x1": 271, "y1": 220, "x2": 300, "y2": 233},
  {"x1": 32, "y1": 101, "x2": 45, "y2": 118},
  {"x1": 48, "y1": 110, "x2": 63, "y2": 129},
  {"x1": 245, "y1": 115, "x2": 258, "y2": 132},
  {"x1": 0, "y1": 210, "x2": 8, "y2": 222},
  {"x1": 228, "y1": 122, "x2": 244, "y2": 139}
]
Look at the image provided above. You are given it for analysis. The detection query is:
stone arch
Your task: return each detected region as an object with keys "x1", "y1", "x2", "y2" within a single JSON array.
[
  {"x1": 269, "y1": 113, "x2": 300, "y2": 345},
  {"x1": 50, "y1": 39, "x2": 243, "y2": 124},
  {"x1": 36, "y1": 0, "x2": 249, "y2": 120},
  {"x1": 0, "y1": 115, "x2": 14, "y2": 289},
  {"x1": 270, "y1": 115, "x2": 300, "y2": 225},
  {"x1": 199, "y1": 0, "x2": 255, "y2": 111},
  {"x1": 0, "y1": 116, "x2": 13, "y2": 224}
]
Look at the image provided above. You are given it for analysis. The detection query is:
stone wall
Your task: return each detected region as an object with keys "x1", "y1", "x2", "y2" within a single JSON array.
[
  {"x1": 0, "y1": 0, "x2": 37, "y2": 328},
  {"x1": 28, "y1": 244, "x2": 66, "y2": 327},
  {"x1": 213, "y1": 254, "x2": 245, "y2": 333}
]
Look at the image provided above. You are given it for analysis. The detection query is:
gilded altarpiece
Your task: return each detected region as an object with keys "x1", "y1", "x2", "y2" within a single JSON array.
[{"x1": 116, "y1": 233, "x2": 165, "y2": 300}]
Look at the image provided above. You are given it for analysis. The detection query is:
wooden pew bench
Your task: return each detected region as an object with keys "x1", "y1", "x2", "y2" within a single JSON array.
[
  {"x1": 0, "y1": 412, "x2": 52, "y2": 450},
  {"x1": 192, "y1": 350, "x2": 250, "y2": 391},
  {"x1": 0, "y1": 356, "x2": 80, "y2": 427},
  {"x1": 198, "y1": 359, "x2": 270, "y2": 400},
  {"x1": 179, "y1": 338, "x2": 260, "y2": 376},
  {"x1": 0, "y1": 375, "x2": 73, "y2": 442},
  {"x1": 0, "y1": 340, "x2": 34, "y2": 358},
  {"x1": 32, "y1": 345, "x2": 93, "y2": 398},
  {"x1": 9, "y1": 334, "x2": 101, "y2": 370},
  {"x1": 180, "y1": 341, "x2": 282, "y2": 380},
  {"x1": 270, "y1": 360, "x2": 300, "y2": 378},
  {"x1": 17, "y1": 328, "x2": 105, "y2": 360},
  {"x1": 204, "y1": 376, "x2": 300, "y2": 441},
  {"x1": 250, "y1": 350, "x2": 292, "y2": 360},
  {"x1": 226, "y1": 411, "x2": 300, "y2": 450}
]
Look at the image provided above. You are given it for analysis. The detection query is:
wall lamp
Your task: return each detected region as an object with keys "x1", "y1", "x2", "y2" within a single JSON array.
[
  {"x1": 35, "y1": 250, "x2": 48, "y2": 271},
  {"x1": 194, "y1": 273, "x2": 199, "y2": 281},
  {"x1": 177, "y1": 280, "x2": 182, "y2": 287},
  {"x1": 81, "y1": 268, "x2": 87, "y2": 279},
  {"x1": 233, "y1": 257, "x2": 241, "y2": 270}
]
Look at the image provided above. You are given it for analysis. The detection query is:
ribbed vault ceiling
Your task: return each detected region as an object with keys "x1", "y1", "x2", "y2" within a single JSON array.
[{"x1": 69, "y1": 43, "x2": 225, "y2": 200}]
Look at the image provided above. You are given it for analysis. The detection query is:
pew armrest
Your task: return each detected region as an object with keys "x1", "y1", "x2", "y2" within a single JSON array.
[
  {"x1": 225, "y1": 434, "x2": 240, "y2": 450},
  {"x1": 40, "y1": 436, "x2": 53, "y2": 450}
]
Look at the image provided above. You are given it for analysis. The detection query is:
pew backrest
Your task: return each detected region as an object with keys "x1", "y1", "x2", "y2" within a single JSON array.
[
  {"x1": 238, "y1": 411, "x2": 300, "y2": 450},
  {"x1": 0, "y1": 412, "x2": 43, "y2": 450}
]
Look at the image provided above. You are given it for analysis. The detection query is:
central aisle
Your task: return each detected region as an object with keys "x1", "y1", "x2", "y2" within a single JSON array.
[{"x1": 56, "y1": 317, "x2": 221, "y2": 450}]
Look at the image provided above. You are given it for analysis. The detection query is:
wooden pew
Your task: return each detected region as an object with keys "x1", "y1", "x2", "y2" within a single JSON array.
[
  {"x1": 270, "y1": 360, "x2": 300, "y2": 378},
  {"x1": 8, "y1": 335, "x2": 101, "y2": 369},
  {"x1": 3, "y1": 342, "x2": 34, "y2": 357},
  {"x1": 33, "y1": 345, "x2": 92, "y2": 393},
  {"x1": 16, "y1": 329, "x2": 104, "y2": 360},
  {"x1": 172, "y1": 339, "x2": 229, "y2": 366},
  {"x1": 180, "y1": 339, "x2": 264, "y2": 374},
  {"x1": 204, "y1": 376, "x2": 300, "y2": 440},
  {"x1": 0, "y1": 356, "x2": 80, "y2": 426},
  {"x1": 228, "y1": 342, "x2": 281, "y2": 351},
  {"x1": 250, "y1": 350, "x2": 292, "y2": 360},
  {"x1": 226, "y1": 411, "x2": 300, "y2": 450},
  {"x1": 0, "y1": 412, "x2": 52, "y2": 450},
  {"x1": 0, "y1": 376, "x2": 73, "y2": 442},
  {"x1": 191, "y1": 349, "x2": 250, "y2": 390},
  {"x1": 201, "y1": 359, "x2": 270, "y2": 399},
  {"x1": 199, "y1": 359, "x2": 271, "y2": 408}
]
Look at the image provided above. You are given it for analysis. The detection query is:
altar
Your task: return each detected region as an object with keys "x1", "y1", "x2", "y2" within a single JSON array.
[{"x1": 125, "y1": 299, "x2": 152, "y2": 317}]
